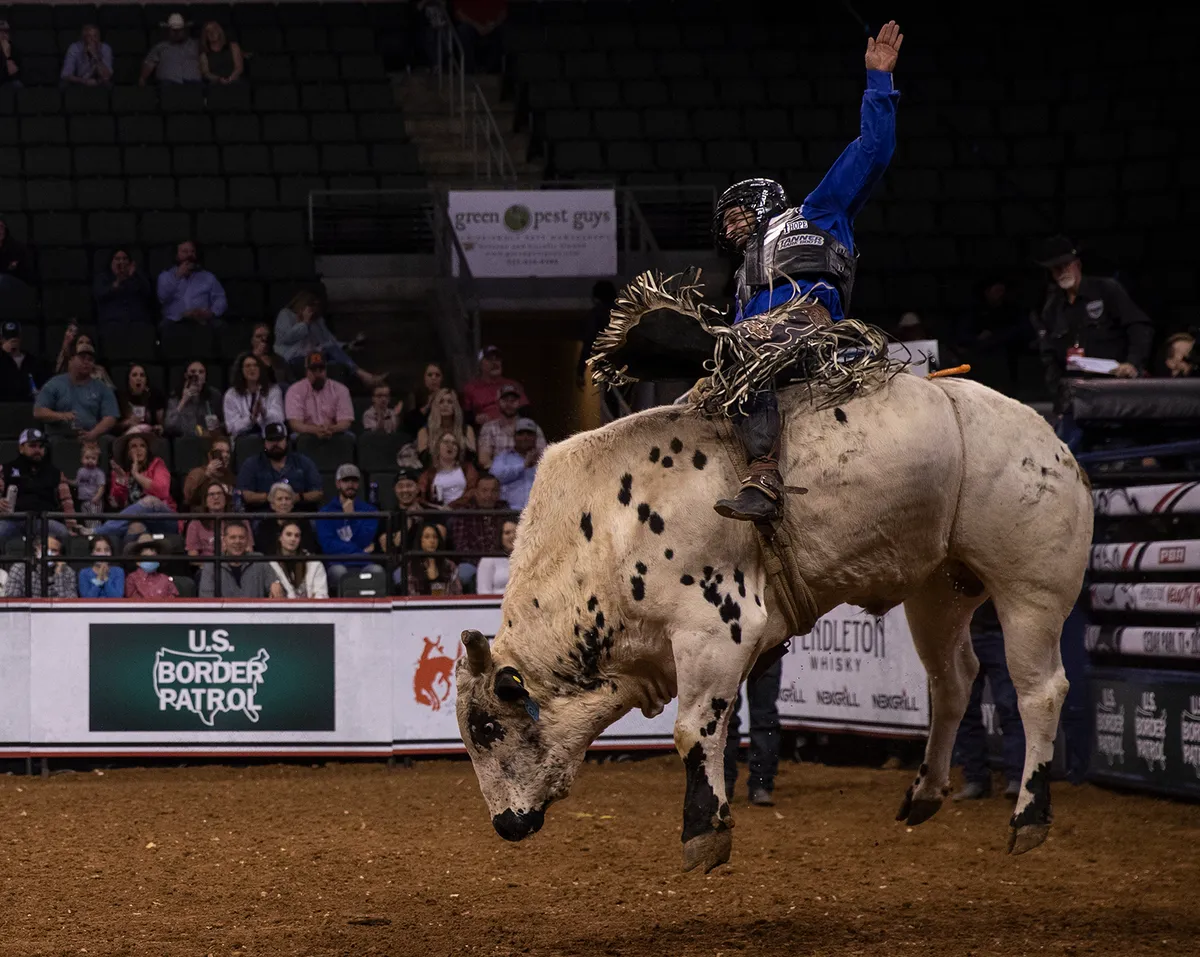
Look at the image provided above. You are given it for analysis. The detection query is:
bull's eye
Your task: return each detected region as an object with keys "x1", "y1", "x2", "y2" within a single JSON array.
[{"x1": 485, "y1": 722, "x2": 495, "y2": 732}]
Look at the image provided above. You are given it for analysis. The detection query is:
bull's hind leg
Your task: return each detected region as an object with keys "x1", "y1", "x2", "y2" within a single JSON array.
[
  {"x1": 896, "y1": 568, "x2": 984, "y2": 826},
  {"x1": 991, "y1": 593, "x2": 1070, "y2": 855}
]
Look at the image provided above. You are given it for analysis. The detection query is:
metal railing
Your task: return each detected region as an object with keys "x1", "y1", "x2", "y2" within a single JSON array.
[
  {"x1": 2, "y1": 509, "x2": 519, "y2": 599},
  {"x1": 433, "y1": 15, "x2": 517, "y2": 182}
]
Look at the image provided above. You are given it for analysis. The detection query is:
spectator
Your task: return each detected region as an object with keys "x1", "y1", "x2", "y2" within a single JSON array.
[
  {"x1": 1163, "y1": 332, "x2": 1197, "y2": 378},
  {"x1": 199, "y1": 522, "x2": 275, "y2": 597},
  {"x1": 94, "y1": 248, "x2": 154, "y2": 327},
  {"x1": 273, "y1": 290, "x2": 385, "y2": 389},
  {"x1": 254, "y1": 481, "x2": 317, "y2": 555},
  {"x1": 94, "y1": 432, "x2": 176, "y2": 541},
  {"x1": 0, "y1": 214, "x2": 34, "y2": 289},
  {"x1": 406, "y1": 521, "x2": 462, "y2": 596},
  {"x1": 115, "y1": 364, "x2": 166, "y2": 436},
  {"x1": 476, "y1": 519, "x2": 517, "y2": 595},
  {"x1": 165, "y1": 360, "x2": 225, "y2": 438},
  {"x1": 61, "y1": 23, "x2": 113, "y2": 87},
  {"x1": 268, "y1": 521, "x2": 330, "y2": 599},
  {"x1": 0, "y1": 19, "x2": 20, "y2": 89},
  {"x1": 124, "y1": 535, "x2": 179, "y2": 599},
  {"x1": 953, "y1": 601, "x2": 1025, "y2": 801},
  {"x1": 51, "y1": 323, "x2": 79, "y2": 377},
  {"x1": 139, "y1": 13, "x2": 202, "y2": 86},
  {"x1": 0, "y1": 428, "x2": 76, "y2": 545},
  {"x1": 74, "y1": 440, "x2": 107, "y2": 524},
  {"x1": 377, "y1": 466, "x2": 427, "y2": 559},
  {"x1": 185, "y1": 481, "x2": 250, "y2": 560},
  {"x1": 3, "y1": 534, "x2": 76, "y2": 598},
  {"x1": 490, "y1": 418, "x2": 540, "y2": 509},
  {"x1": 236, "y1": 421, "x2": 322, "y2": 512},
  {"x1": 477, "y1": 385, "x2": 545, "y2": 469},
  {"x1": 894, "y1": 311, "x2": 930, "y2": 342},
  {"x1": 69, "y1": 334, "x2": 114, "y2": 387},
  {"x1": 78, "y1": 535, "x2": 124, "y2": 598},
  {"x1": 417, "y1": 388, "x2": 476, "y2": 462},
  {"x1": 199, "y1": 21, "x2": 243, "y2": 84},
  {"x1": 419, "y1": 433, "x2": 479, "y2": 507},
  {"x1": 34, "y1": 341, "x2": 119, "y2": 440},
  {"x1": 461, "y1": 345, "x2": 527, "y2": 427},
  {"x1": 182, "y1": 435, "x2": 234, "y2": 509},
  {"x1": 316, "y1": 464, "x2": 383, "y2": 589},
  {"x1": 250, "y1": 322, "x2": 291, "y2": 388},
  {"x1": 0, "y1": 320, "x2": 50, "y2": 401},
  {"x1": 363, "y1": 381, "x2": 405, "y2": 433},
  {"x1": 285, "y1": 352, "x2": 355, "y2": 438},
  {"x1": 451, "y1": 0, "x2": 507, "y2": 74},
  {"x1": 223, "y1": 353, "x2": 284, "y2": 437},
  {"x1": 1032, "y1": 235, "x2": 1153, "y2": 404},
  {"x1": 446, "y1": 472, "x2": 509, "y2": 592},
  {"x1": 403, "y1": 362, "x2": 446, "y2": 435},
  {"x1": 157, "y1": 240, "x2": 227, "y2": 327}
]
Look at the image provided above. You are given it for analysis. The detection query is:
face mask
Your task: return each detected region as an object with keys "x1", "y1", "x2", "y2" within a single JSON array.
[{"x1": 138, "y1": 561, "x2": 160, "y2": 573}]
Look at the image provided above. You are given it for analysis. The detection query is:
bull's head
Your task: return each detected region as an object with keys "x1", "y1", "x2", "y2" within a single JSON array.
[{"x1": 455, "y1": 629, "x2": 597, "y2": 843}]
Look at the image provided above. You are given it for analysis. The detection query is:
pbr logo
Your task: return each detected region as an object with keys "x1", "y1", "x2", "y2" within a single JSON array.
[
  {"x1": 1134, "y1": 691, "x2": 1167, "y2": 771},
  {"x1": 153, "y1": 640, "x2": 270, "y2": 726},
  {"x1": 1094, "y1": 686, "x2": 1126, "y2": 766},
  {"x1": 1158, "y1": 546, "x2": 1186, "y2": 565}
]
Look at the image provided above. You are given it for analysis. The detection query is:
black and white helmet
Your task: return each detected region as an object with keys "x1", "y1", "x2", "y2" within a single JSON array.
[{"x1": 712, "y1": 178, "x2": 788, "y2": 252}]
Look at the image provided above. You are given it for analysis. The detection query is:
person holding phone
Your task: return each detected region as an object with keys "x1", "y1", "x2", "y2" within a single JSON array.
[
  {"x1": 157, "y1": 239, "x2": 227, "y2": 327},
  {"x1": 165, "y1": 360, "x2": 224, "y2": 437}
]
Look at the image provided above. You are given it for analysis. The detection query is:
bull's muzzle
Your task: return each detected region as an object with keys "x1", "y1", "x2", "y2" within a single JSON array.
[{"x1": 492, "y1": 806, "x2": 546, "y2": 842}]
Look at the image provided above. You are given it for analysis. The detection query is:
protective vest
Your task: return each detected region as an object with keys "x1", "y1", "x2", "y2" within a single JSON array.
[{"x1": 735, "y1": 208, "x2": 857, "y2": 313}]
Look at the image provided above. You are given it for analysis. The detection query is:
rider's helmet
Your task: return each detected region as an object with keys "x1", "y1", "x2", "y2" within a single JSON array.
[{"x1": 712, "y1": 178, "x2": 789, "y2": 253}]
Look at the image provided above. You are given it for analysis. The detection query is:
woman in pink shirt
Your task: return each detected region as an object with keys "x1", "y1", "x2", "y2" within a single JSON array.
[
  {"x1": 124, "y1": 537, "x2": 180, "y2": 599},
  {"x1": 94, "y1": 433, "x2": 178, "y2": 541},
  {"x1": 185, "y1": 481, "x2": 251, "y2": 562}
]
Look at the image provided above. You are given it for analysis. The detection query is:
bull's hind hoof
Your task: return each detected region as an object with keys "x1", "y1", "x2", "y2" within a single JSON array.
[
  {"x1": 895, "y1": 785, "x2": 914, "y2": 821},
  {"x1": 1007, "y1": 823, "x2": 1050, "y2": 855},
  {"x1": 682, "y1": 829, "x2": 732, "y2": 873},
  {"x1": 895, "y1": 786, "x2": 942, "y2": 826}
]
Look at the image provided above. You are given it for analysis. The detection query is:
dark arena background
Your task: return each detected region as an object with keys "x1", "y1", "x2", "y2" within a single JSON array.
[{"x1": 1, "y1": 0, "x2": 1199, "y2": 954}]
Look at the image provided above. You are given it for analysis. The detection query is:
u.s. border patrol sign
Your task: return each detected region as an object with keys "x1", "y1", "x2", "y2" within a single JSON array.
[{"x1": 89, "y1": 624, "x2": 335, "y2": 732}]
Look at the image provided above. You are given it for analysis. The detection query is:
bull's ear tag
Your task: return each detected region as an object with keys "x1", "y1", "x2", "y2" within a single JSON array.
[{"x1": 524, "y1": 698, "x2": 541, "y2": 722}]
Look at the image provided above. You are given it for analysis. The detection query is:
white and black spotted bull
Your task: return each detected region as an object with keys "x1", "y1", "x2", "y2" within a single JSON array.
[{"x1": 455, "y1": 372, "x2": 1093, "y2": 872}]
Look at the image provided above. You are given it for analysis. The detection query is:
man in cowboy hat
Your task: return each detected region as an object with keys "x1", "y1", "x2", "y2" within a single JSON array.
[
  {"x1": 1030, "y1": 234, "x2": 1153, "y2": 404},
  {"x1": 139, "y1": 12, "x2": 201, "y2": 85}
]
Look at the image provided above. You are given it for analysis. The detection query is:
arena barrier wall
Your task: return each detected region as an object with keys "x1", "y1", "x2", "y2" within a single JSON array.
[{"x1": 0, "y1": 598, "x2": 930, "y2": 758}]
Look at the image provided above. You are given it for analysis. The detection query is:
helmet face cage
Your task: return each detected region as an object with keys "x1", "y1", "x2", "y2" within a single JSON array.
[{"x1": 712, "y1": 178, "x2": 788, "y2": 252}]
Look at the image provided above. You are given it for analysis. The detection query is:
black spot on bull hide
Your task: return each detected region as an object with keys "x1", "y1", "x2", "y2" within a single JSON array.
[
  {"x1": 467, "y1": 706, "x2": 506, "y2": 751},
  {"x1": 630, "y1": 571, "x2": 646, "y2": 601},
  {"x1": 664, "y1": 549, "x2": 674, "y2": 560},
  {"x1": 618, "y1": 474, "x2": 633, "y2": 506},
  {"x1": 680, "y1": 574, "x2": 695, "y2": 586},
  {"x1": 734, "y1": 568, "x2": 746, "y2": 598},
  {"x1": 682, "y1": 743, "x2": 727, "y2": 843},
  {"x1": 637, "y1": 503, "x2": 651, "y2": 523},
  {"x1": 692, "y1": 449, "x2": 707, "y2": 470},
  {"x1": 670, "y1": 437, "x2": 683, "y2": 454},
  {"x1": 661, "y1": 456, "x2": 673, "y2": 468},
  {"x1": 637, "y1": 502, "x2": 666, "y2": 534},
  {"x1": 699, "y1": 697, "x2": 730, "y2": 738},
  {"x1": 1010, "y1": 762, "x2": 1053, "y2": 829},
  {"x1": 834, "y1": 407, "x2": 847, "y2": 424},
  {"x1": 649, "y1": 447, "x2": 660, "y2": 463},
  {"x1": 580, "y1": 512, "x2": 593, "y2": 541}
]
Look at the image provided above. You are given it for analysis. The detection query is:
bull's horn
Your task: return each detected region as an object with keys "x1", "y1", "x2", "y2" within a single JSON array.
[{"x1": 462, "y1": 630, "x2": 492, "y2": 676}]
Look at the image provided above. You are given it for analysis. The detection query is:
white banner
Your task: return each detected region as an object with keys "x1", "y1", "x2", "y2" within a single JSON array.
[
  {"x1": 1086, "y1": 625, "x2": 1200, "y2": 659},
  {"x1": 890, "y1": 338, "x2": 939, "y2": 378},
  {"x1": 1091, "y1": 540, "x2": 1200, "y2": 572},
  {"x1": 777, "y1": 604, "x2": 929, "y2": 736},
  {"x1": 1090, "y1": 582, "x2": 1200, "y2": 614},
  {"x1": 448, "y1": 189, "x2": 617, "y2": 278},
  {"x1": 1093, "y1": 482, "x2": 1200, "y2": 516}
]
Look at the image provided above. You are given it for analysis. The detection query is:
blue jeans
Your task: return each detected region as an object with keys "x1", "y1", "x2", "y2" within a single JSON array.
[
  {"x1": 724, "y1": 657, "x2": 783, "y2": 796},
  {"x1": 92, "y1": 499, "x2": 175, "y2": 540},
  {"x1": 458, "y1": 562, "x2": 478, "y2": 592},
  {"x1": 955, "y1": 627, "x2": 1025, "y2": 785},
  {"x1": 0, "y1": 518, "x2": 70, "y2": 545}
]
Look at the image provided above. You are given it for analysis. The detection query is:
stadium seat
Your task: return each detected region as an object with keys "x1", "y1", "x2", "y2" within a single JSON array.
[
  {"x1": 178, "y1": 177, "x2": 227, "y2": 210},
  {"x1": 205, "y1": 84, "x2": 253, "y2": 113},
  {"x1": 0, "y1": 403, "x2": 35, "y2": 438},
  {"x1": 254, "y1": 84, "x2": 299, "y2": 112},
  {"x1": 43, "y1": 285, "x2": 93, "y2": 323},
  {"x1": 161, "y1": 323, "x2": 218, "y2": 363},
  {"x1": 229, "y1": 177, "x2": 278, "y2": 208},
  {"x1": 171, "y1": 575, "x2": 198, "y2": 598},
  {"x1": 102, "y1": 323, "x2": 159, "y2": 364},
  {"x1": 295, "y1": 432, "x2": 356, "y2": 471},
  {"x1": 37, "y1": 248, "x2": 89, "y2": 283},
  {"x1": 263, "y1": 114, "x2": 310, "y2": 144},
  {"x1": 23, "y1": 146, "x2": 73, "y2": 178},
  {"x1": 173, "y1": 146, "x2": 220, "y2": 177},
  {"x1": 25, "y1": 180, "x2": 75, "y2": 211},
  {"x1": 172, "y1": 436, "x2": 209, "y2": 475},
  {"x1": 357, "y1": 431, "x2": 404, "y2": 474},
  {"x1": 234, "y1": 434, "x2": 264, "y2": 470},
  {"x1": 76, "y1": 179, "x2": 128, "y2": 211},
  {"x1": 339, "y1": 568, "x2": 389, "y2": 598}
]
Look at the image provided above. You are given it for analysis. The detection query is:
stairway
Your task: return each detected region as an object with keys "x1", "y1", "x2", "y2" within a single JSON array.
[
  {"x1": 328, "y1": 292, "x2": 446, "y2": 394},
  {"x1": 396, "y1": 72, "x2": 543, "y2": 183}
]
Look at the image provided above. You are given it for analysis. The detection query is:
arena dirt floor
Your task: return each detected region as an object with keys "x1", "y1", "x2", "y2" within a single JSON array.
[{"x1": 1, "y1": 756, "x2": 1198, "y2": 957}]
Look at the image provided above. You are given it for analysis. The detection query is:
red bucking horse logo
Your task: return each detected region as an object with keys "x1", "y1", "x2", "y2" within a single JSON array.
[{"x1": 414, "y1": 636, "x2": 461, "y2": 711}]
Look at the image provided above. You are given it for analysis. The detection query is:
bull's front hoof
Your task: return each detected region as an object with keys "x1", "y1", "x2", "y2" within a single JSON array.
[
  {"x1": 1007, "y1": 823, "x2": 1050, "y2": 855},
  {"x1": 895, "y1": 785, "x2": 914, "y2": 821},
  {"x1": 905, "y1": 797, "x2": 943, "y2": 827},
  {"x1": 682, "y1": 829, "x2": 732, "y2": 873}
]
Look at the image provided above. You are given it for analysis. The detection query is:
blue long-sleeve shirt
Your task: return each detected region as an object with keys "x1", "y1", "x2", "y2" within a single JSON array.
[
  {"x1": 78, "y1": 566, "x2": 125, "y2": 598},
  {"x1": 490, "y1": 451, "x2": 537, "y2": 510},
  {"x1": 316, "y1": 498, "x2": 379, "y2": 567},
  {"x1": 739, "y1": 69, "x2": 898, "y2": 322},
  {"x1": 157, "y1": 268, "x2": 228, "y2": 324}
]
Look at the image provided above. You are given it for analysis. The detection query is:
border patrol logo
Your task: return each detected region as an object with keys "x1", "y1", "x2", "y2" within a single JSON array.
[{"x1": 1086, "y1": 299, "x2": 1104, "y2": 320}]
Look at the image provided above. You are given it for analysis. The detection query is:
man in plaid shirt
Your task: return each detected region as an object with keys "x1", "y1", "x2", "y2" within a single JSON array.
[
  {"x1": 447, "y1": 473, "x2": 513, "y2": 593},
  {"x1": 476, "y1": 384, "x2": 545, "y2": 470}
]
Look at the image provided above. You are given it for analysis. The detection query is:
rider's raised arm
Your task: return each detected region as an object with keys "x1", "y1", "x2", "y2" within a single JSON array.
[{"x1": 802, "y1": 21, "x2": 903, "y2": 222}]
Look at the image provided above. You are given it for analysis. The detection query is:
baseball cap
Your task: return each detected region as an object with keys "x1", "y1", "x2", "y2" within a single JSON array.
[
  {"x1": 263, "y1": 421, "x2": 288, "y2": 442},
  {"x1": 336, "y1": 463, "x2": 362, "y2": 481},
  {"x1": 19, "y1": 427, "x2": 45, "y2": 446},
  {"x1": 307, "y1": 351, "x2": 326, "y2": 368},
  {"x1": 74, "y1": 343, "x2": 96, "y2": 357},
  {"x1": 1, "y1": 321, "x2": 19, "y2": 341},
  {"x1": 514, "y1": 417, "x2": 537, "y2": 434},
  {"x1": 395, "y1": 466, "x2": 422, "y2": 483},
  {"x1": 164, "y1": 13, "x2": 187, "y2": 30},
  {"x1": 498, "y1": 383, "x2": 521, "y2": 399},
  {"x1": 478, "y1": 345, "x2": 502, "y2": 361},
  {"x1": 1034, "y1": 235, "x2": 1079, "y2": 269}
]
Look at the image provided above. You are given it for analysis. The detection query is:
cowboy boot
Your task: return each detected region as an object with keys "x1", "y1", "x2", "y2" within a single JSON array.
[{"x1": 715, "y1": 391, "x2": 784, "y2": 523}]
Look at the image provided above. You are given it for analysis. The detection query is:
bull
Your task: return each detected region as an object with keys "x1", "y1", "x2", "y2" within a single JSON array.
[{"x1": 455, "y1": 372, "x2": 1092, "y2": 872}]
